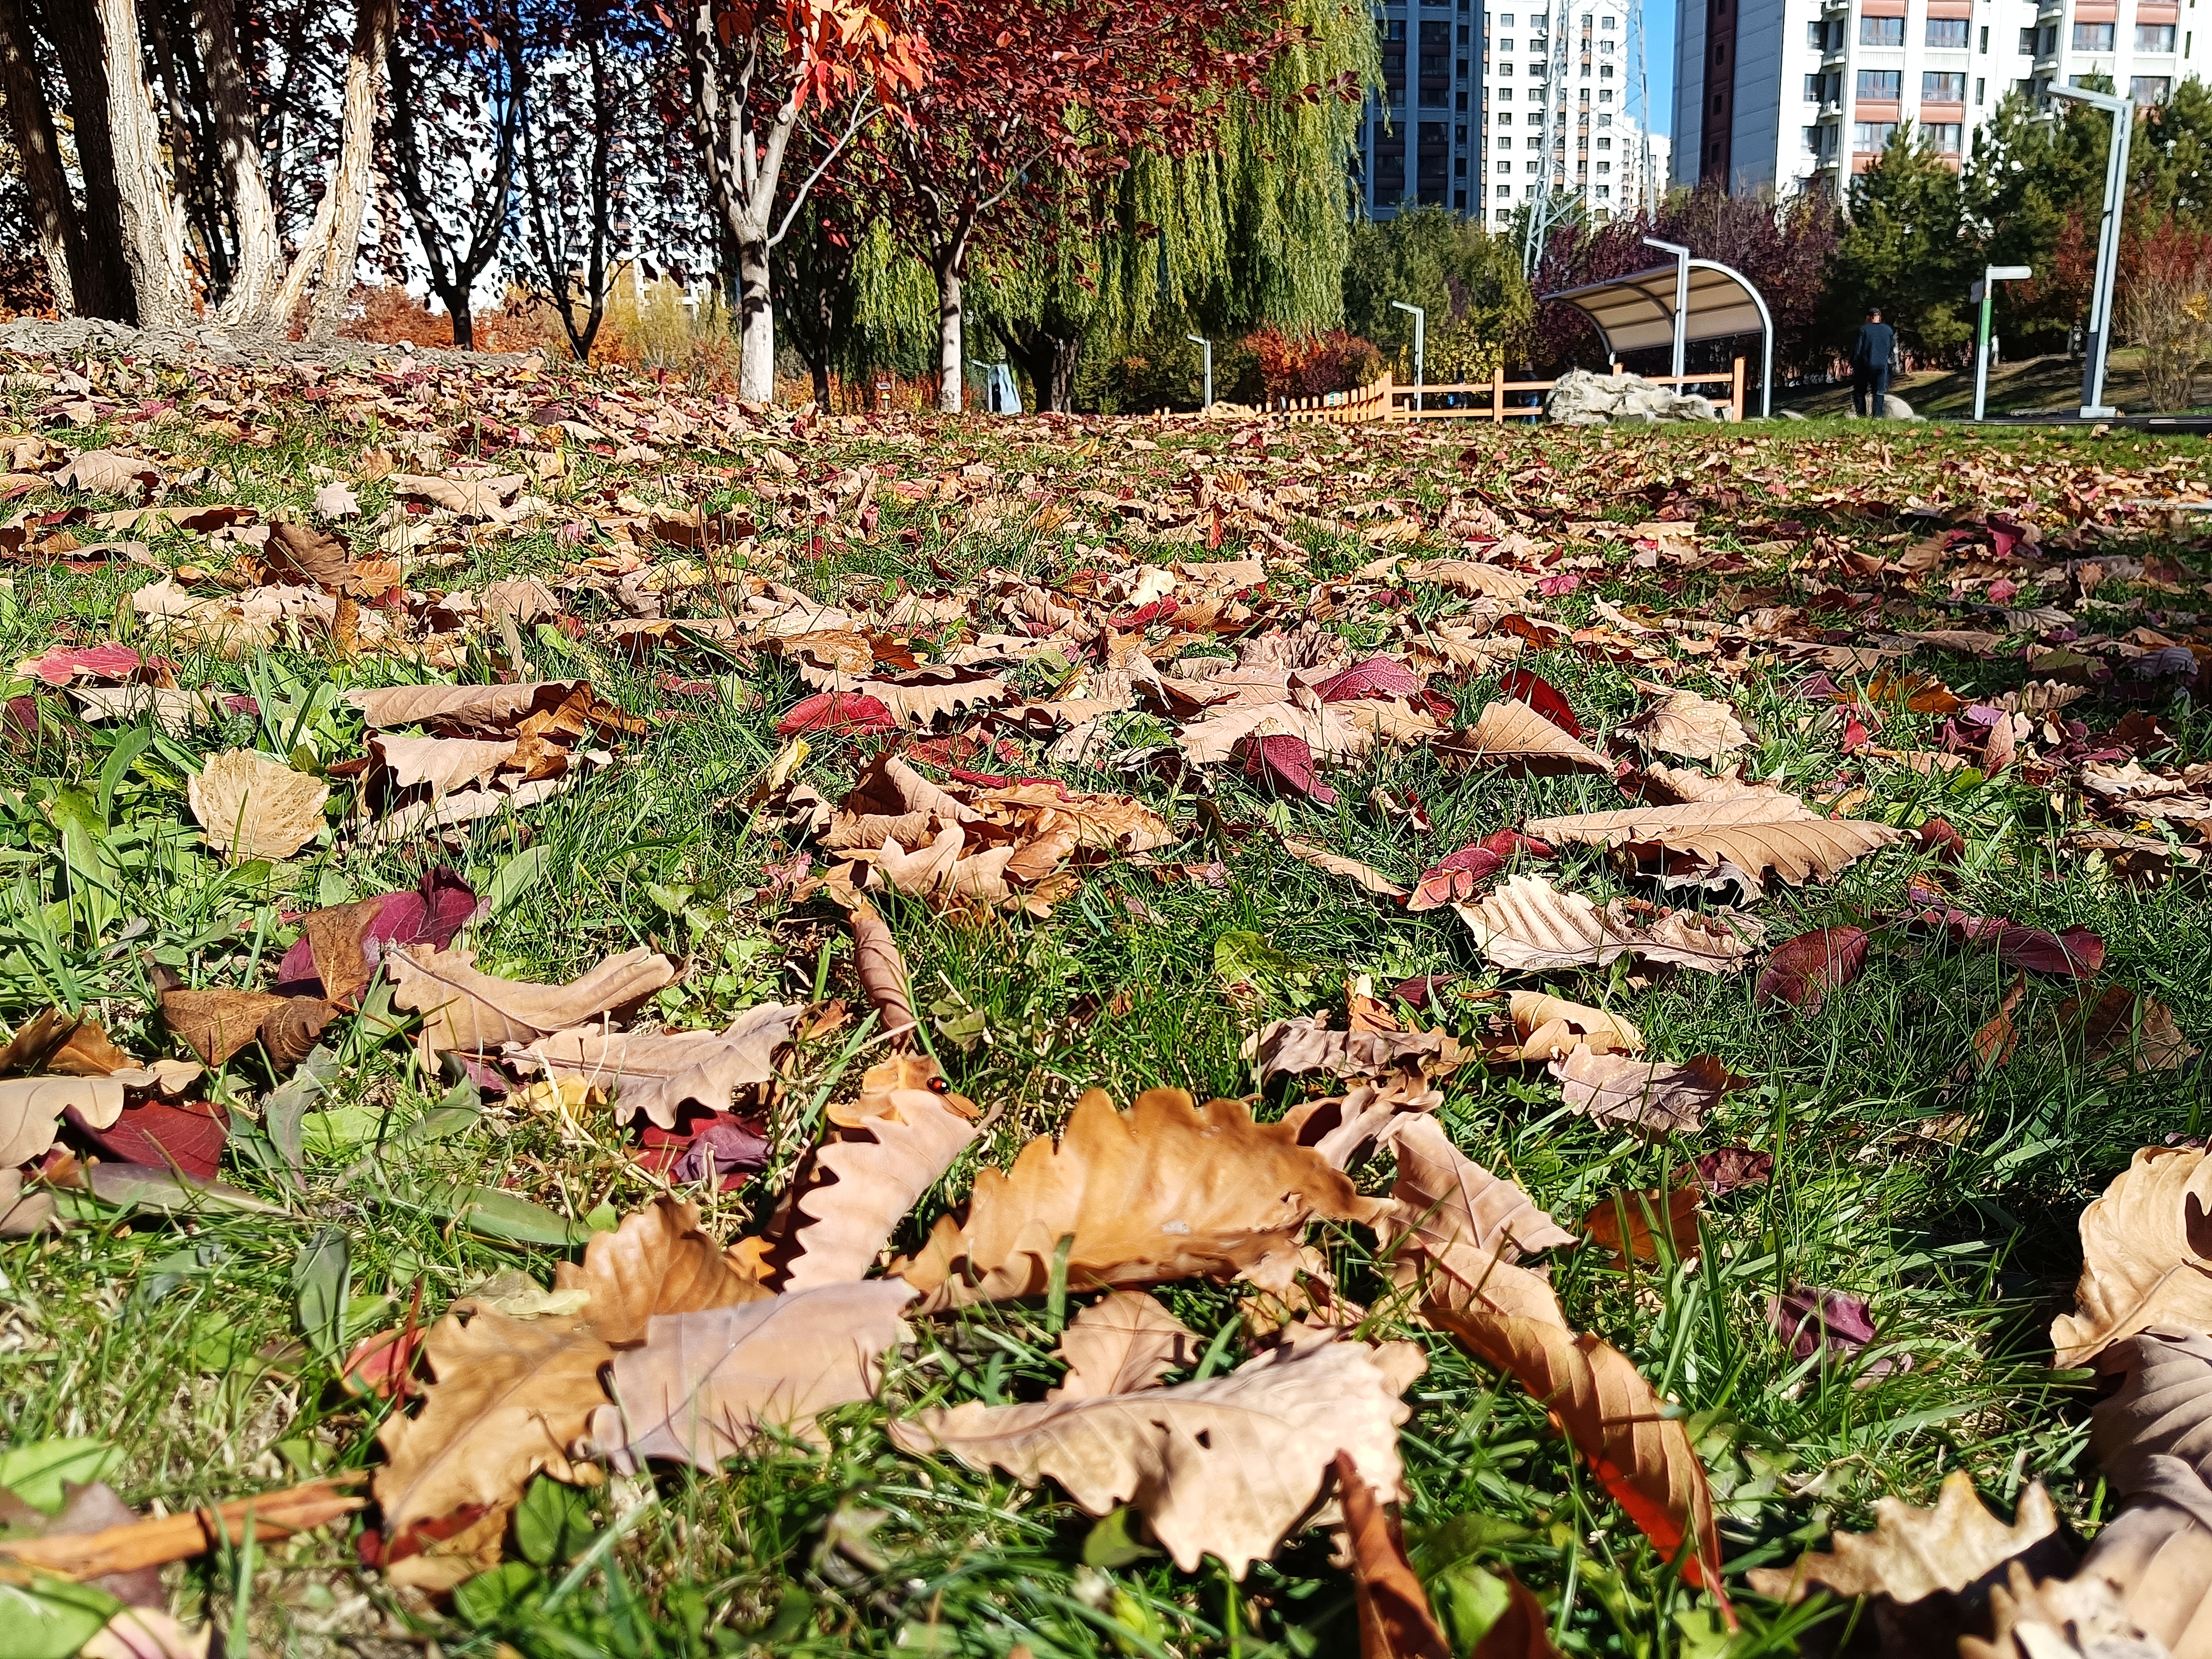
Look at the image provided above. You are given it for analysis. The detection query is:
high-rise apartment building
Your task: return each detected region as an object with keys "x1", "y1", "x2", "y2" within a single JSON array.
[
  {"x1": 1353, "y1": 0, "x2": 1656, "y2": 225},
  {"x1": 1672, "y1": 0, "x2": 2204, "y2": 197}
]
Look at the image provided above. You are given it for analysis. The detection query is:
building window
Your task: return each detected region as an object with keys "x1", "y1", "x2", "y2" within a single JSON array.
[
  {"x1": 1979, "y1": 24, "x2": 1988, "y2": 51},
  {"x1": 1860, "y1": 14, "x2": 1904, "y2": 45},
  {"x1": 1599, "y1": 88, "x2": 1612, "y2": 100},
  {"x1": 1803, "y1": 124, "x2": 1822, "y2": 152},
  {"x1": 1455, "y1": 189, "x2": 1467, "y2": 206},
  {"x1": 2137, "y1": 23, "x2": 2176, "y2": 49},
  {"x1": 1596, "y1": 134, "x2": 1610, "y2": 148},
  {"x1": 1923, "y1": 70, "x2": 1965, "y2": 99},
  {"x1": 1925, "y1": 16, "x2": 1968, "y2": 47},
  {"x1": 2131, "y1": 74, "x2": 2174, "y2": 101},
  {"x1": 2071, "y1": 21, "x2": 2114, "y2": 49},
  {"x1": 1975, "y1": 76, "x2": 1985, "y2": 104},
  {"x1": 1599, "y1": 62, "x2": 1612, "y2": 75},
  {"x1": 1854, "y1": 120, "x2": 1899, "y2": 148},
  {"x1": 1498, "y1": 135, "x2": 1512, "y2": 148},
  {"x1": 2018, "y1": 26, "x2": 2037, "y2": 53},
  {"x1": 1856, "y1": 68, "x2": 1902, "y2": 98},
  {"x1": 1497, "y1": 158, "x2": 1512, "y2": 172},
  {"x1": 1806, "y1": 19, "x2": 1825, "y2": 45},
  {"x1": 1597, "y1": 184, "x2": 1610, "y2": 197},
  {"x1": 1597, "y1": 159, "x2": 1610, "y2": 171},
  {"x1": 1596, "y1": 111, "x2": 1611, "y2": 124},
  {"x1": 1930, "y1": 122, "x2": 1963, "y2": 151}
]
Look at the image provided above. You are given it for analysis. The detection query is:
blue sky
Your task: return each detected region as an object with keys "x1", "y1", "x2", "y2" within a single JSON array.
[{"x1": 1646, "y1": 0, "x2": 1675, "y2": 135}]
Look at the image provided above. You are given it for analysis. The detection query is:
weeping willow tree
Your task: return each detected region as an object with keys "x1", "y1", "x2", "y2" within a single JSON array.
[{"x1": 967, "y1": 0, "x2": 1378, "y2": 412}]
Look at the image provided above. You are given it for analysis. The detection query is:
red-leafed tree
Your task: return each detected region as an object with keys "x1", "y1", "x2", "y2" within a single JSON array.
[
  {"x1": 677, "y1": 0, "x2": 927, "y2": 401},
  {"x1": 873, "y1": 0, "x2": 1278, "y2": 412}
]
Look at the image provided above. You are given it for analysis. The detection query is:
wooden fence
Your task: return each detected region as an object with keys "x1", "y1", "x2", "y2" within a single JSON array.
[{"x1": 1259, "y1": 360, "x2": 1749, "y2": 425}]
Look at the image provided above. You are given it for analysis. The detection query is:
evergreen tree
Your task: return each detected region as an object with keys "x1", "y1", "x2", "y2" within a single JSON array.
[
  {"x1": 1827, "y1": 123, "x2": 1977, "y2": 363},
  {"x1": 1342, "y1": 205, "x2": 1534, "y2": 382}
]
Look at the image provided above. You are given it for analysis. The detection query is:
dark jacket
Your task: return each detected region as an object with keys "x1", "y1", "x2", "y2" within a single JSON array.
[{"x1": 1851, "y1": 321, "x2": 1895, "y2": 372}]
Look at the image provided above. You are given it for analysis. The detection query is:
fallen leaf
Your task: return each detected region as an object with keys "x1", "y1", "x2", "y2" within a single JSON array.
[
  {"x1": 1496, "y1": 669, "x2": 1582, "y2": 736},
  {"x1": 313, "y1": 480, "x2": 361, "y2": 519},
  {"x1": 1243, "y1": 732, "x2": 1338, "y2": 804},
  {"x1": 1549, "y1": 1048, "x2": 1745, "y2": 1136},
  {"x1": 1583, "y1": 1186, "x2": 1702, "y2": 1262},
  {"x1": 0, "y1": 1476, "x2": 364, "y2": 1582},
  {"x1": 1495, "y1": 991, "x2": 1645, "y2": 1063},
  {"x1": 83, "y1": 1608, "x2": 212, "y2": 1659},
  {"x1": 1049, "y1": 1291, "x2": 1200, "y2": 1400},
  {"x1": 1280, "y1": 1075, "x2": 1443, "y2": 1171},
  {"x1": 56, "y1": 450, "x2": 159, "y2": 497},
  {"x1": 1972, "y1": 974, "x2": 2029, "y2": 1070},
  {"x1": 1457, "y1": 875, "x2": 1761, "y2": 974},
  {"x1": 1280, "y1": 836, "x2": 1408, "y2": 900},
  {"x1": 1687, "y1": 1147, "x2": 1774, "y2": 1196},
  {"x1": 1754, "y1": 927, "x2": 1869, "y2": 1012},
  {"x1": 1381, "y1": 1114, "x2": 1575, "y2": 1269},
  {"x1": 1527, "y1": 795, "x2": 1903, "y2": 887},
  {"x1": 1431, "y1": 1310, "x2": 1731, "y2": 1618},
  {"x1": 187, "y1": 750, "x2": 328, "y2": 860},
  {"x1": 2050, "y1": 1147, "x2": 2212, "y2": 1368},
  {"x1": 888, "y1": 1336, "x2": 1418, "y2": 1577},
  {"x1": 1965, "y1": 1564, "x2": 2177, "y2": 1659},
  {"x1": 1337, "y1": 1450, "x2": 1452, "y2": 1659},
  {"x1": 1621, "y1": 682, "x2": 1752, "y2": 761},
  {"x1": 576, "y1": 1281, "x2": 918, "y2": 1471},
  {"x1": 2062, "y1": 987, "x2": 2199, "y2": 1076},
  {"x1": 1766, "y1": 1284, "x2": 1891, "y2": 1364},
  {"x1": 385, "y1": 944, "x2": 677, "y2": 1058},
  {"x1": 1254, "y1": 1013, "x2": 1463, "y2": 1085},
  {"x1": 777, "y1": 690, "x2": 899, "y2": 735},
  {"x1": 521, "y1": 1004, "x2": 805, "y2": 1130},
  {"x1": 349, "y1": 680, "x2": 587, "y2": 735},
  {"x1": 892, "y1": 1088, "x2": 1380, "y2": 1307},
  {"x1": 1445, "y1": 699, "x2": 1615, "y2": 776},
  {"x1": 550, "y1": 1196, "x2": 771, "y2": 1346},
  {"x1": 0, "y1": 1075, "x2": 128, "y2": 1166}
]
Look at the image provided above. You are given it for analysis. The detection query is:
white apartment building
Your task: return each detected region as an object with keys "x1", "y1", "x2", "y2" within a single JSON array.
[
  {"x1": 1672, "y1": 0, "x2": 2205, "y2": 197},
  {"x1": 1353, "y1": 0, "x2": 1657, "y2": 224}
]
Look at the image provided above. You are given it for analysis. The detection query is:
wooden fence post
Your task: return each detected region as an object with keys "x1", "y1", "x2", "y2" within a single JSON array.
[
  {"x1": 1491, "y1": 365, "x2": 1504, "y2": 425},
  {"x1": 1731, "y1": 357, "x2": 1745, "y2": 421}
]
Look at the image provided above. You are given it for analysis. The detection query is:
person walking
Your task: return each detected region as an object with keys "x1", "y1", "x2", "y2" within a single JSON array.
[{"x1": 1851, "y1": 307, "x2": 1895, "y2": 419}]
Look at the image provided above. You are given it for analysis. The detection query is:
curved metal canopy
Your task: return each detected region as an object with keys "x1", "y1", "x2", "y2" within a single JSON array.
[{"x1": 1541, "y1": 257, "x2": 1775, "y2": 417}]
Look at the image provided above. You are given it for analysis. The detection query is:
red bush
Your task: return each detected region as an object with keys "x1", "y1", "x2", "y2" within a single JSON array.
[{"x1": 1243, "y1": 325, "x2": 1385, "y2": 403}]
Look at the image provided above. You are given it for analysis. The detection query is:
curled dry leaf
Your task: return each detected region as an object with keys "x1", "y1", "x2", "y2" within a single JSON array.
[
  {"x1": 1253, "y1": 1012, "x2": 1463, "y2": 1086},
  {"x1": 549, "y1": 1196, "x2": 770, "y2": 1347},
  {"x1": 774, "y1": 1055, "x2": 979, "y2": 1295},
  {"x1": 1336, "y1": 1450, "x2": 1453, "y2": 1659},
  {"x1": 1382, "y1": 1114, "x2": 1575, "y2": 1267},
  {"x1": 2051, "y1": 1148, "x2": 2212, "y2": 1369},
  {"x1": 577, "y1": 1281, "x2": 918, "y2": 1472},
  {"x1": 372, "y1": 1308, "x2": 612, "y2": 1572},
  {"x1": 0, "y1": 1074, "x2": 128, "y2": 1166},
  {"x1": 1972, "y1": 973, "x2": 2030, "y2": 1071},
  {"x1": 1550, "y1": 1047, "x2": 1746, "y2": 1137},
  {"x1": 846, "y1": 893, "x2": 918, "y2": 1045},
  {"x1": 0, "y1": 1476, "x2": 365, "y2": 1583},
  {"x1": 1280, "y1": 836, "x2": 1408, "y2": 900},
  {"x1": 1445, "y1": 698, "x2": 1615, "y2": 777},
  {"x1": 2062, "y1": 987, "x2": 2200, "y2": 1076},
  {"x1": 1583, "y1": 1187, "x2": 1702, "y2": 1263},
  {"x1": 892, "y1": 1087, "x2": 1379, "y2": 1308},
  {"x1": 385, "y1": 944, "x2": 677, "y2": 1057},
  {"x1": 1457, "y1": 875, "x2": 1761, "y2": 975},
  {"x1": 1494, "y1": 990, "x2": 1645, "y2": 1064},
  {"x1": 1746, "y1": 1470, "x2": 2069, "y2": 1612},
  {"x1": 1049, "y1": 1291, "x2": 1200, "y2": 1400},
  {"x1": 1621, "y1": 682, "x2": 1752, "y2": 762},
  {"x1": 1431, "y1": 1310, "x2": 1732, "y2": 1619},
  {"x1": 187, "y1": 750, "x2": 328, "y2": 860},
  {"x1": 0, "y1": 1167, "x2": 58, "y2": 1236},
  {"x1": 1754, "y1": 926, "x2": 1870, "y2": 1013},
  {"x1": 521, "y1": 1004, "x2": 805, "y2": 1130},
  {"x1": 1526, "y1": 794, "x2": 1903, "y2": 887},
  {"x1": 349, "y1": 680, "x2": 584, "y2": 735},
  {"x1": 889, "y1": 1336, "x2": 1419, "y2": 1577},
  {"x1": 1963, "y1": 1565, "x2": 2173, "y2": 1659},
  {"x1": 1280, "y1": 1075, "x2": 1443, "y2": 1172}
]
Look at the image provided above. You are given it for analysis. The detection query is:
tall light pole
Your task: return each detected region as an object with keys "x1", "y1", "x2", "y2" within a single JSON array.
[
  {"x1": 1643, "y1": 237, "x2": 1689, "y2": 379},
  {"x1": 1187, "y1": 336, "x2": 1212, "y2": 410},
  {"x1": 2046, "y1": 84, "x2": 2134, "y2": 419},
  {"x1": 1391, "y1": 301, "x2": 1426, "y2": 413},
  {"x1": 1972, "y1": 264, "x2": 2033, "y2": 421}
]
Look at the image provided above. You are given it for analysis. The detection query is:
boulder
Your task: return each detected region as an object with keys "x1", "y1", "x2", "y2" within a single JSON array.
[
  {"x1": 1545, "y1": 368, "x2": 1720, "y2": 426},
  {"x1": 1842, "y1": 393, "x2": 1926, "y2": 421}
]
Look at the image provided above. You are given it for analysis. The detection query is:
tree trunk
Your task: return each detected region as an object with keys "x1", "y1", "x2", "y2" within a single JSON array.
[
  {"x1": 272, "y1": 0, "x2": 396, "y2": 339},
  {"x1": 444, "y1": 296, "x2": 476, "y2": 349},
  {"x1": 935, "y1": 246, "x2": 964, "y2": 414},
  {"x1": 95, "y1": 0, "x2": 192, "y2": 327},
  {"x1": 738, "y1": 237, "x2": 775, "y2": 402},
  {"x1": 193, "y1": 0, "x2": 284, "y2": 327},
  {"x1": 811, "y1": 357, "x2": 831, "y2": 411},
  {"x1": 0, "y1": 0, "x2": 86, "y2": 311},
  {"x1": 1003, "y1": 323, "x2": 1082, "y2": 415},
  {"x1": 42, "y1": 1, "x2": 136, "y2": 321}
]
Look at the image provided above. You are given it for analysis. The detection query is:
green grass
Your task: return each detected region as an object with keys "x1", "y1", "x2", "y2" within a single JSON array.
[{"x1": 0, "y1": 362, "x2": 2207, "y2": 1656}]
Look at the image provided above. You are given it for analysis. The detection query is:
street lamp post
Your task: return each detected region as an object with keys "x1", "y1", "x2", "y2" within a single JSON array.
[
  {"x1": 1971, "y1": 264, "x2": 2034, "y2": 421},
  {"x1": 1642, "y1": 236, "x2": 1690, "y2": 380},
  {"x1": 1391, "y1": 301, "x2": 1426, "y2": 413},
  {"x1": 2045, "y1": 84, "x2": 2134, "y2": 419},
  {"x1": 1187, "y1": 336, "x2": 1213, "y2": 411}
]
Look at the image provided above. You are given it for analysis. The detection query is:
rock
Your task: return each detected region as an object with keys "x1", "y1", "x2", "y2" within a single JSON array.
[
  {"x1": 1779, "y1": 408, "x2": 1807, "y2": 421},
  {"x1": 1545, "y1": 368, "x2": 1720, "y2": 426},
  {"x1": 1884, "y1": 393, "x2": 1921, "y2": 420}
]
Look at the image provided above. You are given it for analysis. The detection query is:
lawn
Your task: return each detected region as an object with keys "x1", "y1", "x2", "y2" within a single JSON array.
[{"x1": 0, "y1": 353, "x2": 2207, "y2": 1659}]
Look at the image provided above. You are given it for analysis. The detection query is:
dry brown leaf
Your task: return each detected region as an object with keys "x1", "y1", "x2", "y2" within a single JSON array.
[
  {"x1": 370, "y1": 734, "x2": 519, "y2": 798},
  {"x1": 1638, "y1": 762, "x2": 1783, "y2": 805},
  {"x1": 576, "y1": 1281, "x2": 917, "y2": 1471},
  {"x1": 261, "y1": 520, "x2": 359, "y2": 590},
  {"x1": 891, "y1": 1088, "x2": 1380, "y2": 1307},
  {"x1": 888, "y1": 1336, "x2": 1418, "y2": 1576},
  {"x1": 187, "y1": 750, "x2": 328, "y2": 860},
  {"x1": 1406, "y1": 559, "x2": 1538, "y2": 600},
  {"x1": 1280, "y1": 1076, "x2": 1443, "y2": 1171},
  {"x1": 1525, "y1": 796, "x2": 1903, "y2": 887},
  {"x1": 1049, "y1": 1291, "x2": 1199, "y2": 1400},
  {"x1": 2050, "y1": 1148, "x2": 2212, "y2": 1369},
  {"x1": 1964, "y1": 1563, "x2": 2177, "y2": 1659},
  {"x1": 1622, "y1": 682, "x2": 1752, "y2": 761},
  {"x1": 1746, "y1": 1470, "x2": 2068, "y2": 1610},
  {"x1": 385, "y1": 944, "x2": 677, "y2": 1058},
  {"x1": 1400, "y1": 1245, "x2": 1568, "y2": 1328},
  {"x1": 1494, "y1": 991, "x2": 1646, "y2": 1063},
  {"x1": 1466, "y1": 1570, "x2": 1571, "y2": 1658},
  {"x1": 823, "y1": 754, "x2": 979, "y2": 849},
  {"x1": 0, "y1": 1477, "x2": 364, "y2": 1583},
  {"x1": 775, "y1": 1058, "x2": 979, "y2": 1294},
  {"x1": 846, "y1": 893, "x2": 918, "y2": 1045},
  {"x1": 1381, "y1": 1114, "x2": 1574, "y2": 1268},
  {"x1": 521, "y1": 1004, "x2": 805, "y2": 1130},
  {"x1": 1253, "y1": 1012, "x2": 1463, "y2": 1085},
  {"x1": 1447, "y1": 698, "x2": 1616, "y2": 776},
  {"x1": 1456, "y1": 875, "x2": 1761, "y2": 974},
  {"x1": 372, "y1": 1308, "x2": 611, "y2": 1567},
  {"x1": 0, "y1": 1074, "x2": 128, "y2": 1166},
  {"x1": 2064, "y1": 987, "x2": 2200, "y2": 1076},
  {"x1": 1336, "y1": 1450, "x2": 1452, "y2": 1659},
  {"x1": 349, "y1": 680, "x2": 582, "y2": 734},
  {"x1": 0, "y1": 1167, "x2": 58, "y2": 1236},
  {"x1": 1280, "y1": 836, "x2": 1409, "y2": 900},
  {"x1": 389, "y1": 471, "x2": 525, "y2": 518},
  {"x1": 158, "y1": 987, "x2": 287, "y2": 1067},
  {"x1": 1583, "y1": 1186, "x2": 1703, "y2": 1262},
  {"x1": 1548, "y1": 1048, "x2": 1747, "y2": 1137},
  {"x1": 550, "y1": 1196, "x2": 771, "y2": 1346},
  {"x1": 859, "y1": 665, "x2": 1014, "y2": 726},
  {"x1": 1431, "y1": 1310, "x2": 1731, "y2": 1619}
]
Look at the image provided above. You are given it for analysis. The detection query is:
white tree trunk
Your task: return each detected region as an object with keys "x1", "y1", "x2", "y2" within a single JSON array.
[
  {"x1": 936, "y1": 256, "x2": 963, "y2": 414},
  {"x1": 738, "y1": 237, "x2": 775, "y2": 401},
  {"x1": 274, "y1": 0, "x2": 394, "y2": 337},
  {"x1": 96, "y1": 0, "x2": 191, "y2": 327},
  {"x1": 196, "y1": 0, "x2": 284, "y2": 329}
]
